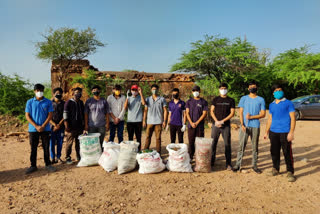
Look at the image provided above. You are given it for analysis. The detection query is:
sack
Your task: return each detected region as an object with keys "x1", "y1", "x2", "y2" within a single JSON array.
[
  {"x1": 118, "y1": 141, "x2": 140, "y2": 175},
  {"x1": 136, "y1": 150, "x2": 165, "y2": 174},
  {"x1": 166, "y1": 144, "x2": 193, "y2": 173},
  {"x1": 77, "y1": 133, "x2": 102, "y2": 167},
  {"x1": 194, "y1": 137, "x2": 213, "y2": 172},
  {"x1": 98, "y1": 141, "x2": 120, "y2": 172}
]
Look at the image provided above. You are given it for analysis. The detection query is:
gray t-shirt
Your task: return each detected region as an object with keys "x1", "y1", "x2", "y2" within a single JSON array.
[
  {"x1": 146, "y1": 96, "x2": 167, "y2": 125},
  {"x1": 84, "y1": 97, "x2": 109, "y2": 128},
  {"x1": 127, "y1": 95, "x2": 143, "y2": 122}
]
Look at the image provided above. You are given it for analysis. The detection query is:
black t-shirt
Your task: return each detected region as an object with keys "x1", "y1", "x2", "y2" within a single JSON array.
[
  {"x1": 52, "y1": 100, "x2": 65, "y2": 125},
  {"x1": 211, "y1": 96, "x2": 235, "y2": 126}
]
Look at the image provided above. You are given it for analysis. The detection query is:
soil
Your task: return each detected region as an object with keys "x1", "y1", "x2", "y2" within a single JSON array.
[{"x1": 0, "y1": 117, "x2": 319, "y2": 214}]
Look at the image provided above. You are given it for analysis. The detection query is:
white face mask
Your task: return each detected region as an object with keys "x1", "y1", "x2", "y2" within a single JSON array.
[
  {"x1": 36, "y1": 91, "x2": 43, "y2": 98},
  {"x1": 131, "y1": 91, "x2": 138, "y2": 96},
  {"x1": 219, "y1": 89, "x2": 228, "y2": 96},
  {"x1": 193, "y1": 91, "x2": 200, "y2": 97}
]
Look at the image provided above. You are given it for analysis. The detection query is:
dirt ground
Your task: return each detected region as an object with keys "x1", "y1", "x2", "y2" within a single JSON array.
[{"x1": 0, "y1": 118, "x2": 319, "y2": 214}]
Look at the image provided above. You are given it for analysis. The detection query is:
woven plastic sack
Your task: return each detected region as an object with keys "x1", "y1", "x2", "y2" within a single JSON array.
[
  {"x1": 98, "y1": 141, "x2": 120, "y2": 172},
  {"x1": 118, "y1": 141, "x2": 140, "y2": 175},
  {"x1": 194, "y1": 137, "x2": 213, "y2": 172},
  {"x1": 166, "y1": 144, "x2": 193, "y2": 173},
  {"x1": 136, "y1": 150, "x2": 165, "y2": 174},
  {"x1": 77, "y1": 133, "x2": 101, "y2": 167}
]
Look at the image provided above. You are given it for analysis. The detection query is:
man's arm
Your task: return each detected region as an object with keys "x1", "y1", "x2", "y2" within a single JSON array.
[
  {"x1": 167, "y1": 112, "x2": 172, "y2": 125},
  {"x1": 84, "y1": 113, "x2": 89, "y2": 131},
  {"x1": 247, "y1": 110, "x2": 266, "y2": 120},
  {"x1": 25, "y1": 112, "x2": 41, "y2": 132},
  {"x1": 39, "y1": 112, "x2": 53, "y2": 132},
  {"x1": 162, "y1": 106, "x2": 168, "y2": 129},
  {"x1": 222, "y1": 108, "x2": 235, "y2": 122},
  {"x1": 139, "y1": 88, "x2": 146, "y2": 106},
  {"x1": 182, "y1": 110, "x2": 186, "y2": 125},
  {"x1": 210, "y1": 105, "x2": 218, "y2": 122},
  {"x1": 264, "y1": 113, "x2": 272, "y2": 139},
  {"x1": 287, "y1": 112, "x2": 296, "y2": 142},
  {"x1": 239, "y1": 107, "x2": 246, "y2": 132},
  {"x1": 195, "y1": 111, "x2": 207, "y2": 127},
  {"x1": 123, "y1": 98, "x2": 129, "y2": 110},
  {"x1": 143, "y1": 106, "x2": 148, "y2": 128}
]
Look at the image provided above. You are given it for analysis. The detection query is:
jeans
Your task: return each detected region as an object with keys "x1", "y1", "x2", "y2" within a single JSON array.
[
  {"x1": 65, "y1": 130, "x2": 82, "y2": 160},
  {"x1": 50, "y1": 129, "x2": 65, "y2": 160},
  {"x1": 109, "y1": 121, "x2": 124, "y2": 143},
  {"x1": 88, "y1": 126, "x2": 106, "y2": 149},
  {"x1": 211, "y1": 125, "x2": 231, "y2": 167},
  {"x1": 235, "y1": 127, "x2": 260, "y2": 168},
  {"x1": 269, "y1": 131, "x2": 294, "y2": 173},
  {"x1": 29, "y1": 131, "x2": 51, "y2": 167},
  {"x1": 127, "y1": 122, "x2": 142, "y2": 150},
  {"x1": 144, "y1": 124, "x2": 162, "y2": 153},
  {"x1": 188, "y1": 125, "x2": 205, "y2": 159},
  {"x1": 169, "y1": 124, "x2": 184, "y2": 144}
]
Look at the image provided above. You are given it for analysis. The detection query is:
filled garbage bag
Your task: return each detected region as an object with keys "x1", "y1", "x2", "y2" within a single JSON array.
[
  {"x1": 77, "y1": 133, "x2": 101, "y2": 167},
  {"x1": 194, "y1": 137, "x2": 213, "y2": 173},
  {"x1": 136, "y1": 150, "x2": 165, "y2": 174},
  {"x1": 166, "y1": 143, "x2": 193, "y2": 173},
  {"x1": 118, "y1": 141, "x2": 140, "y2": 175},
  {"x1": 98, "y1": 141, "x2": 120, "y2": 172}
]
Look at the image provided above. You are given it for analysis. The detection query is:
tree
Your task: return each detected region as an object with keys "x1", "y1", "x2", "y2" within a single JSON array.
[{"x1": 35, "y1": 27, "x2": 105, "y2": 90}]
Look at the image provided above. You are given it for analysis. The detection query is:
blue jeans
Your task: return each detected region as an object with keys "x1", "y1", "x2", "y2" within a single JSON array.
[
  {"x1": 50, "y1": 129, "x2": 64, "y2": 159},
  {"x1": 109, "y1": 121, "x2": 124, "y2": 143}
]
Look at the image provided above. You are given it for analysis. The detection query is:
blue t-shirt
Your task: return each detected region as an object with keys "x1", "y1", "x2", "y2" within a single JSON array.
[
  {"x1": 269, "y1": 99, "x2": 295, "y2": 133},
  {"x1": 238, "y1": 95, "x2": 266, "y2": 128},
  {"x1": 25, "y1": 97, "x2": 54, "y2": 132}
]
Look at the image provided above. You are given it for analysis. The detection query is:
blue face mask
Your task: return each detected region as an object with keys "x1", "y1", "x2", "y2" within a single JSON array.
[{"x1": 274, "y1": 91, "x2": 284, "y2": 100}]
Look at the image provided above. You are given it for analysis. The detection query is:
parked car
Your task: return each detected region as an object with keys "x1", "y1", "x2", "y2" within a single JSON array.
[{"x1": 292, "y1": 95, "x2": 320, "y2": 120}]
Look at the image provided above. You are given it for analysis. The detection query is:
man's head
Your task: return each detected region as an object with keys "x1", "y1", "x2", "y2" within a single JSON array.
[
  {"x1": 53, "y1": 87, "x2": 63, "y2": 100},
  {"x1": 91, "y1": 85, "x2": 101, "y2": 96},
  {"x1": 271, "y1": 83, "x2": 284, "y2": 100},
  {"x1": 131, "y1": 85, "x2": 139, "y2": 96},
  {"x1": 172, "y1": 88, "x2": 180, "y2": 99},
  {"x1": 248, "y1": 81, "x2": 258, "y2": 94},
  {"x1": 151, "y1": 84, "x2": 159, "y2": 95},
  {"x1": 113, "y1": 85, "x2": 122, "y2": 96},
  {"x1": 192, "y1": 85, "x2": 200, "y2": 98},
  {"x1": 72, "y1": 87, "x2": 82, "y2": 100},
  {"x1": 219, "y1": 83, "x2": 228, "y2": 96},
  {"x1": 34, "y1": 84, "x2": 45, "y2": 98}
]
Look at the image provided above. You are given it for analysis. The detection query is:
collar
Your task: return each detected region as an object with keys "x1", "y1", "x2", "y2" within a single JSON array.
[
  {"x1": 33, "y1": 97, "x2": 45, "y2": 102},
  {"x1": 113, "y1": 94, "x2": 121, "y2": 98},
  {"x1": 272, "y1": 98, "x2": 286, "y2": 103}
]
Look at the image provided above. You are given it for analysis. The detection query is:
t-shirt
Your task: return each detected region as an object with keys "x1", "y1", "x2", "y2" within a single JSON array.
[
  {"x1": 211, "y1": 96, "x2": 235, "y2": 126},
  {"x1": 127, "y1": 95, "x2": 143, "y2": 122},
  {"x1": 269, "y1": 98, "x2": 295, "y2": 133},
  {"x1": 63, "y1": 99, "x2": 85, "y2": 131},
  {"x1": 107, "y1": 95, "x2": 126, "y2": 122},
  {"x1": 25, "y1": 97, "x2": 54, "y2": 132},
  {"x1": 84, "y1": 97, "x2": 109, "y2": 128},
  {"x1": 238, "y1": 95, "x2": 266, "y2": 128},
  {"x1": 186, "y1": 98, "x2": 208, "y2": 129},
  {"x1": 51, "y1": 99, "x2": 65, "y2": 129},
  {"x1": 146, "y1": 96, "x2": 167, "y2": 125},
  {"x1": 169, "y1": 99, "x2": 186, "y2": 126}
]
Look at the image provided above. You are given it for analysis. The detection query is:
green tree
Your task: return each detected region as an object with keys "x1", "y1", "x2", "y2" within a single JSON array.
[{"x1": 35, "y1": 27, "x2": 105, "y2": 90}]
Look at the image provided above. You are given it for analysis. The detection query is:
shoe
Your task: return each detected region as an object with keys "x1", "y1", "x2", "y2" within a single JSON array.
[
  {"x1": 232, "y1": 166, "x2": 240, "y2": 172},
  {"x1": 46, "y1": 165, "x2": 57, "y2": 172},
  {"x1": 77, "y1": 156, "x2": 81, "y2": 162},
  {"x1": 51, "y1": 159, "x2": 58, "y2": 164},
  {"x1": 226, "y1": 165, "x2": 233, "y2": 171},
  {"x1": 57, "y1": 158, "x2": 65, "y2": 164},
  {"x1": 267, "y1": 168, "x2": 279, "y2": 176},
  {"x1": 25, "y1": 166, "x2": 38, "y2": 174},
  {"x1": 252, "y1": 167, "x2": 262, "y2": 174},
  {"x1": 66, "y1": 157, "x2": 73, "y2": 165},
  {"x1": 287, "y1": 172, "x2": 296, "y2": 182}
]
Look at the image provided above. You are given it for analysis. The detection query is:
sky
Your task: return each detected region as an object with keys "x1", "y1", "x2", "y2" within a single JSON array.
[{"x1": 0, "y1": 0, "x2": 320, "y2": 84}]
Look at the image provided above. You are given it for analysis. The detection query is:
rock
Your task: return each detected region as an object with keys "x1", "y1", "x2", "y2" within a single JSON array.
[{"x1": 301, "y1": 158, "x2": 309, "y2": 163}]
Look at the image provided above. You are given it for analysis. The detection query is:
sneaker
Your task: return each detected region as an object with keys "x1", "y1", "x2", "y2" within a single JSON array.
[
  {"x1": 232, "y1": 166, "x2": 240, "y2": 172},
  {"x1": 25, "y1": 166, "x2": 38, "y2": 174},
  {"x1": 226, "y1": 165, "x2": 233, "y2": 171},
  {"x1": 66, "y1": 157, "x2": 73, "y2": 165},
  {"x1": 287, "y1": 172, "x2": 296, "y2": 182},
  {"x1": 77, "y1": 156, "x2": 81, "y2": 162},
  {"x1": 51, "y1": 159, "x2": 58, "y2": 164},
  {"x1": 46, "y1": 165, "x2": 57, "y2": 172},
  {"x1": 57, "y1": 158, "x2": 65, "y2": 164},
  {"x1": 267, "y1": 168, "x2": 279, "y2": 176},
  {"x1": 252, "y1": 167, "x2": 262, "y2": 174}
]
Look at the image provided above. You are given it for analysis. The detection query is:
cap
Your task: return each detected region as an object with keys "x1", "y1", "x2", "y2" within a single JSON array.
[
  {"x1": 131, "y1": 85, "x2": 139, "y2": 90},
  {"x1": 192, "y1": 85, "x2": 200, "y2": 91}
]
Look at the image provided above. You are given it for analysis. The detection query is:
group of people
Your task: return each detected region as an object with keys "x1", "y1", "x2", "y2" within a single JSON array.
[{"x1": 25, "y1": 81, "x2": 296, "y2": 182}]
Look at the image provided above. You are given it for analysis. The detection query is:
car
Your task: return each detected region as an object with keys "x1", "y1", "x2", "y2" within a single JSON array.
[{"x1": 292, "y1": 95, "x2": 320, "y2": 120}]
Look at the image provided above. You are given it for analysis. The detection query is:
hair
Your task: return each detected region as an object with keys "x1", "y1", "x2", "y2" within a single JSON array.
[
  {"x1": 91, "y1": 85, "x2": 101, "y2": 91},
  {"x1": 248, "y1": 81, "x2": 258, "y2": 87},
  {"x1": 72, "y1": 87, "x2": 82, "y2": 92},
  {"x1": 34, "y1": 83, "x2": 44, "y2": 91},
  {"x1": 151, "y1": 84, "x2": 159, "y2": 90},
  {"x1": 114, "y1": 84, "x2": 122, "y2": 90},
  {"x1": 172, "y1": 88, "x2": 179, "y2": 93},
  {"x1": 219, "y1": 83, "x2": 228, "y2": 89},
  {"x1": 271, "y1": 83, "x2": 283, "y2": 92},
  {"x1": 53, "y1": 87, "x2": 63, "y2": 94}
]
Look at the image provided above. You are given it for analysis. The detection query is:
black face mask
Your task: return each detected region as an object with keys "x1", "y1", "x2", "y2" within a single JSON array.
[
  {"x1": 173, "y1": 94, "x2": 179, "y2": 99},
  {"x1": 55, "y1": 94, "x2": 62, "y2": 100},
  {"x1": 75, "y1": 93, "x2": 82, "y2": 99},
  {"x1": 249, "y1": 88, "x2": 258, "y2": 93},
  {"x1": 93, "y1": 91, "x2": 100, "y2": 96}
]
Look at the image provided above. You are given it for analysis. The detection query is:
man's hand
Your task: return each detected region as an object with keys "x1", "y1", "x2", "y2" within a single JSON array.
[
  {"x1": 162, "y1": 121, "x2": 166, "y2": 129},
  {"x1": 263, "y1": 132, "x2": 269, "y2": 140},
  {"x1": 246, "y1": 113, "x2": 251, "y2": 120},
  {"x1": 39, "y1": 125, "x2": 45, "y2": 132},
  {"x1": 138, "y1": 87, "x2": 142, "y2": 94},
  {"x1": 65, "y1": 124, "x2": 70, "y2": 132},
  {"x1": 241, "y1": 125, "x2": 246, "y2": 132},
  {"x1": 191, "y1": 122, "x2": 197, "y2": 128},
  {"x1": 287, "y1": 132, "x2": 294, "y2": 142},
  {"x1": 114, "y1": 118, "x2": 120, "y2": 125},
  {"x1": 143, "y1": 121, "x2": 147, "y2": 128},
  {"x1": 84, "y1": 125, "x2": 89, "y2": 132},
  {"x1": 83, "y1": 130, "x2": 88, "y2": 135},
  {"x1": 106, "y1": 124, "x2": 110, "y2": 132},
  {"x1": 181, "y1": 124, "x2": 186, "y2": 132},
  {"x1": 215, "y1": 121, "x2": 224, "y2": 128},
  {"x1": 165, "y1": 124, "x2": 169, "y2": 132},
  {"x1": 35, "y1": 125, "x2": 42, "y2": 132}
]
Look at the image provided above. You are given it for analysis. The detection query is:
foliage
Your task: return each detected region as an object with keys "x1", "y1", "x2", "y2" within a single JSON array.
[
  {"x1": 0, "y1": 72, "x2": 34, "y2": 117},
  {"x1": 43, "y1": 82, "x2": 52, "y2": 100}
]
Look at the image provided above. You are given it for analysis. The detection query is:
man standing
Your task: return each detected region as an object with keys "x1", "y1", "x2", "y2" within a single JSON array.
[
  {"x1": 143, "y1": 84, "x2": 167, "y2": 154},
  {"x1": 64, "y1": 87, "x2": 85, "y2": 164},
  {"x1": 167, "y1": 88, "x2": 186, "y2": 144},
  {"x1": 107, "y1": 85, "x2": 126, "y2": 143},
  {"x1": 49, "y1": 87, "x2": 65, "y2": 164},
  {"x1": 210, "y1": 83, "x2": 235, "y2": 170},
  {"x1": 233, "y1": 81, "x2": 266, "y2": 173},
  {"x1": 124, "y1": 85, "x2": 146, "y2": 150},
  {"x1": 84, "y1": 85, "x2": 109, "y2": 148},
  {"x1": 25, "y1": 83, "x2": 56, "y2": 174},
  {"x1": 186, "y1": 85, "x2": 208, "y2": 159},
  {"x1": 264, "y1": 84, "x2": 296, "y2": 182}
]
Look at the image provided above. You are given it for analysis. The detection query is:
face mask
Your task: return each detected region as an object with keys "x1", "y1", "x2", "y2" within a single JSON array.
[
  {"x1": 93, "y1": 91, "x2": 100, "y2": 96},
  {"x1": 219, "y1": 89, "x2": 228, "y2": 96},
  {"x1": 75, "y1": 93, "x2": 82, "y2": 99},
  {"x1": 55, "y1": 94, "x2": 62, "y2": 100},
  {"x1": 36, "y1": 91, "x2": 43, "y2": 98},
  {"x1": 173, "y1": 94, "x2": 179, "y2": 99},
  {"x1": 115, "y1": 90, "x2": 121, "y2": 96},
  {"x1": 152, "y1": 89, "x2": 158, "y2": 95},
  {"x1": 193, "y1": 91, "x2": 200, "y2": 97},
  {"x1": 274, "y1": 91, "x2": 284, "y2": 100},
  {"x1": 249, "y1": 87, "x2": 257, "y2": 93},
  {"x1": 131, "y1": 91, "x2": 138, "y2": 96}
]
